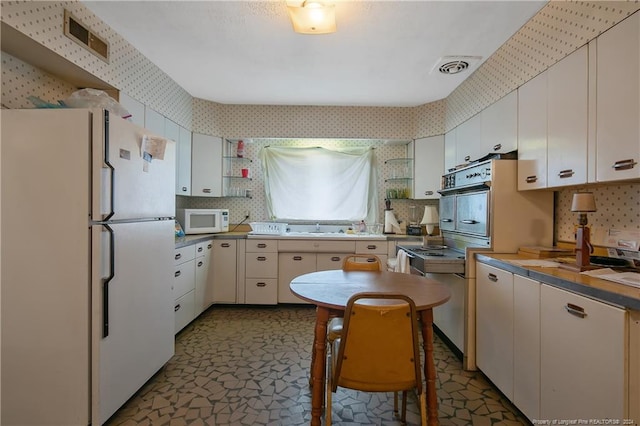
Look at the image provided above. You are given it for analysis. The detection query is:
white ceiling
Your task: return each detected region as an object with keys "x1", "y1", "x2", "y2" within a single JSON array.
[{"x1": 82, "y1": 1, "x2": 547, "y2": 107}]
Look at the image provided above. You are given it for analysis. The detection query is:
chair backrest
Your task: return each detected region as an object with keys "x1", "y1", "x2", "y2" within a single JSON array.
[
  {"x1": 342, "y1": 254, "x2": 382, "y2": 271},
  {"x1": 333, "y1": 292, "x2": 422, "y2": 393}
]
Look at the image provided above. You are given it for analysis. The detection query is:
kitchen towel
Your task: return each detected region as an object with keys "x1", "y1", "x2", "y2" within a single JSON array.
[{"x1": 394, "y1": 249, "x2": 410, "y2": 274}]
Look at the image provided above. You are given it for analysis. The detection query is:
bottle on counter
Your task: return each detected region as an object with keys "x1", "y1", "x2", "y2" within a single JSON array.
[{"x1": 237, "y1": 140, "x2": 244, "y2": 158}]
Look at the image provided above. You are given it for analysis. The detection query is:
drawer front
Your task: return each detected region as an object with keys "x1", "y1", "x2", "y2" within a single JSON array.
[
  {"x1": 245, "y1": 278, "x2": 278, "y2": 305},
  {"x1": 317, "y1": 253, "x2": 347, "y2": 270},
  {"x1": 195, "y1": 240, "x2": 213, "y2": 257},
  {"x1": 174, "y1": 245, "x2": 196, "y2": 265},
  {"x1": 174, "y1": 290, "x2": 195, "y2": 334},
  {"x1": 278, "y1": 239, "x2": 355, "y2": 253},
  {"x1": 246, "y1": 239, "x2": 278, "y2": 253},
  {"x1": 355, "y1": 240, "x2": 387, "y2": 254},
  {"x1": 246, "y1": 253, "x2": 278, "y2": 278},
  {"x1": 173, "y1": 258, "x2": 195, "y2": 298}
]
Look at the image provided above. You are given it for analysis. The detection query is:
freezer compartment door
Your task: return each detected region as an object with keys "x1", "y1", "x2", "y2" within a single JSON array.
[
  {"x1": 93, "y1": 111, "x2": 176, "y2": 221},
  {"x1": 93, "y1": 220, "x2": 175, "y2": 424}
]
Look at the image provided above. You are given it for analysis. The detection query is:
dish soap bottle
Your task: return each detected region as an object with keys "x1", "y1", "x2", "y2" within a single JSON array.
[{"x1": 236, "y1": 140, "x2": 244, "y2": 158}]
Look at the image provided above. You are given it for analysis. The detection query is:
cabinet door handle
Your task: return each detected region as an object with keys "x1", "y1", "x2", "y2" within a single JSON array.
[
  {"x1": 257, "y1": 256, "x2": 267, "y2": 261},
  {"x1": 256, "y1": 282, "x2": 267, "y2": 287},
  {"x1": 366, "y1": 258, "x2": 376, "y2": 263},
  {"x1": 526, "y1": 175, "x2": 537, "y2": 183},
  {"x1": 493, "y1": 143, "x2": 502, "y2": 151},
  {"x1": 464, "y1": 155, "x2": 471, "y2": 162},
  {"x1": 424, "y1": 190, "x2": 434, "y2": 196},
  {"x1": 202, "y1": 188, "x2": 212, "y2": 193},
  {"x1": 558, "y1": 169, "x2": 574, "y2": 178},
  {"x1": 207, "y1": 243, "x2": 212, "y2": 249},
  {"x1": 461, "y1": 219, "x2": 478, "y2": 224},
  {"x1": 565, "y1": 303, "x2": 587, "y2": 318},
  {"x1": 197, "y1": 247, "x2": 203, "y2": 253},
  {"x1": 181, "y1": 186, "x2": 187, "y2": 192},
  {"x1": 331, "y1": 256, "x2": 341, "y2": 262},
  {"x1": 366, "y1": 245, "x2": 377, "y2": 250},
  {"x1": 293, "y1": 256, "x2": 303, "y2": 261},
  {"x1": 221, "y1": 243, "x2": 230, "y2": 248},
  {"x1": 441, "y1": 218, "x2": 453, "y2": 223},
  {"x1": 175, "y1": 253, "x2": 182, "y2": 260},
  {"x1": 487, "y1": 273, "x2": 498, "y2": 282},
  {"x1": 175, "y1": 270, "x2": 181, "y2": 278},
  {"x1": 197, "y1": 261, "x2": 203, "y2": 267},
  {"x1": 175, "y1": 304, "x2": 181, "y2": 312},
  {"x1": 257, "y1": 243, "x2": 267, "y2": 248},
  {"x1": 612, "y1": 158, "x2": 637, "y2": 171}
]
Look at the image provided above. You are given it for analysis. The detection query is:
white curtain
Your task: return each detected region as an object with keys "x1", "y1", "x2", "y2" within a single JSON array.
[{"x1": 260, "y1": 146, "x2": 378, "y2": 223}]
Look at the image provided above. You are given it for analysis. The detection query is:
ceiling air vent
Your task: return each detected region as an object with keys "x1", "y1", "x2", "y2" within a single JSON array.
[
  {"x1": 64, "y1": 10, "x2": 109, "y2": 62},
  {"x1": 430, "y1": 56, "x2": 482, "y2": 75}
]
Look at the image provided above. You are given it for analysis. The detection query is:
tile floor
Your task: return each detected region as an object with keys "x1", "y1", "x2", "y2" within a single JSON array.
[{"x1": 106, "y1": 305, "x2": 529, "y2": 426}]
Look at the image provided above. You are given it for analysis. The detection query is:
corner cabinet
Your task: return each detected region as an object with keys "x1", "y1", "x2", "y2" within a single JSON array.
[
  {"x1": 191, "y1": 133, "x2": 223, "y2": 197},
  {"x1": 411, "y1": 135, "x2": 444, "y2": 200},
  {"x1": 595, "y1": 11, "x2": 640, "y2": 182}
]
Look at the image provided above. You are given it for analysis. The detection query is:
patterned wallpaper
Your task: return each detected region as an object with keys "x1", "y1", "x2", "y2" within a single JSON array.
[{"x1": 2, "y1": 0, "x2": 639, "y2": 241}]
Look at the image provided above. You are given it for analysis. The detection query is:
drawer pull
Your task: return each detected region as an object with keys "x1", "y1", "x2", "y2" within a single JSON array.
[
  {"x1": 257, "y1": 256, "x2": 267, "y2": 261},
  {"x1": 197, "y1": 261, "x2": 203, "y2": 267},
  {"x1": 461, "y1": 219, "x2": 478, "y2": 224},
  {"x1": 366, "y1": 258, "x2": 376, "y2": 263},
  {"x1": 558, "y1": 169, "x2": 574, "y2": 178},
  {"x1": 565, "y1": 303, "x2": 587, "y2": 318},
  {"x1": 256, "y1": 282, "x2": 267, "y2": 287},
  {"x1": 424, "y1": 190, "x2": 434, "y2": 196},
  {"x1": 441, "y1": 218, "x2": 453, "y2": 223},
  {"x1": 367, "y1": 245, "x2": 377, "y2": 250},
  {"x1": 493, "y1": 143, "x2": 502, "y2": 151},
  {"x1": 487, "y1": 273, "x2": 498, "y2": 282},
  {"x1": 464, "y1": 155, "x2": 471, "y2": 162},
  {"x1": 526, "y1": 175, "x2": 537, "y2": 183},
  {"x1": 175, "y1": 253, "x2": 182, "y2": 260},
  {"x1": 331, "y1": 256, "x2": 341, "y2": 262},
  {"x1": 257, "y1": 243, "x2": 267, "y2": 248},
  {"x1": 202, "y1": 188, "x2": 212, "y2": 193},
  {"x1": 612, "y1": 158, "x2": 637, "y2": 170},
  {"x1": 293, "y1": 256, "x2": 303, "y2": 261},
  {"x1": 221, "y1": 243, "x2": 231, "y2": 248},
  {"x1": 175, "y1": 270, "x2": 181, "y2": 278},
  {"x1": 197, "y1": 247, "x2": 203, "y2": 253},
  {"x1": 207, "y1": 243, "x2": 212, "y2": 249},
  {"x1": 175, "y1": 304, "x2": 181, "y2": 312}
]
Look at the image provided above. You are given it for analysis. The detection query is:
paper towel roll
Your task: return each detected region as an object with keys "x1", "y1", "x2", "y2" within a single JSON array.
[{"x1": 384, "y1": 210, "x2": 401, "y2": 234}]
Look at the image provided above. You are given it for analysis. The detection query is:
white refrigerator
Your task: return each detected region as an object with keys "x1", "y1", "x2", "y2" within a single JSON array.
[{"x1": 1, "y1": 109, "x2": 176, "y2": 425}]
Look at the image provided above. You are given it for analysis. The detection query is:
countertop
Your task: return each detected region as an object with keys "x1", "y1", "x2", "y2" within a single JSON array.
[{"x1": 476, "y1": 252, "x2": 640, "y2": 311}]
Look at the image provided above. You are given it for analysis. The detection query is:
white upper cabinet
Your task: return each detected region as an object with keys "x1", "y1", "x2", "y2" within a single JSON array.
[
  {"x1": 118, "y1": 93, "x2": 145, "y2": 127},
  {"x1": 547, "y1": 44, "x2": 588, "y2": 188},
  {"x1": 191, "y1": 133, "x2": 223, "y2": 197},
  {"x1": 444, "y1": 127, "x2": 457, "y2": 172},
  {"x1": 518, "y1": 70, "x2": 548, "y2": 190},
  {"x1": 412, "y1": 135, "x2": 444, "y2": 199},
  {"x1": 176, "y1": 126, "x2": 192, "y2": 196},
  {"x1": 596, "y1": 11, "x2": 640, "y2": 182},
  {"x1": 481, "y1": 90, "x2": 518, "y2": 155},
  {"x1": 144, "y1": 106, "x2": 165, "y2": 136},
  {"x1": 456, "y1": 112, "x2": 483, "y2": 165}
]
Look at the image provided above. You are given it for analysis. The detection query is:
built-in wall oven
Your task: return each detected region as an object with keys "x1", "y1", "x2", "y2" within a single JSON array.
[{"x1": 399, "y1": 157, "x2": 555, "y2": 370}]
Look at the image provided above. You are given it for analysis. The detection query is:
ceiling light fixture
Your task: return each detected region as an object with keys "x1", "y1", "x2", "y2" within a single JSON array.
[{"x1": 287, "y1": 0, "x2": 336, "y2": 35}]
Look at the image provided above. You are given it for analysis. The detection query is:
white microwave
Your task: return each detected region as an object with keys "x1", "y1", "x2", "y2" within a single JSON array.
[{"x1": 176, "y1": 209, "x2": 229, "y2": 234}]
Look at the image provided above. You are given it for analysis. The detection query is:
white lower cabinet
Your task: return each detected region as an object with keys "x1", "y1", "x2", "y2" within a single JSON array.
[
  {"x1": 427, "y1": 272, "x2": 467, "y2": 354},
  {"x1": 194, "y1": 241, "x2": 213, "y2": 313},
  {"x1": 211, "y1": 239, "x2": 238, "y2": 303},
  {"x1": 173, "y1": 245, "x2": 196, "y2": 334},
  {"x1": 540, "y1": 284, "x2": 626, "y2": 420},
  {"x1": 513, "y1": 275, "x2": 540, "y2": 421},
  {"x1": 245, "y1": 239, "x2": 278, "y2": 304},
  {"x1": 278, "y1": 253, "x2": 316, "y2": 304},
  {"x1": 476, "y1": 263, "x2": 514, "y2": 400}
]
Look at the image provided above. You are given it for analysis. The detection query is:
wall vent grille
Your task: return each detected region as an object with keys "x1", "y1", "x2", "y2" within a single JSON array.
[{"x1": 64, "y1": 10, "x2": 109, "y2": 63}]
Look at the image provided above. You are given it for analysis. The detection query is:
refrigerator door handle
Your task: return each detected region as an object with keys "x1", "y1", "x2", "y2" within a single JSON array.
[
  {"x1": 102, "y1": 224, "x2": 115, "y2": 338},
  {"x1": 103, "y1": 110, "x2": 115, "y2": 221}
]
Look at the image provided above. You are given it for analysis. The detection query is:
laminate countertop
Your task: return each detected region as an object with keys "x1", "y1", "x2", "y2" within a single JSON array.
[{"x1": 476, "y1": 253, "x2": 640, "y2": 311}]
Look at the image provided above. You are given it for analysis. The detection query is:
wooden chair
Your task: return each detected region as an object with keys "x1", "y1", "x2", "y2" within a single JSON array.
[{"x1": 326, "y1": 292, "x2": 426, "y2": 425}]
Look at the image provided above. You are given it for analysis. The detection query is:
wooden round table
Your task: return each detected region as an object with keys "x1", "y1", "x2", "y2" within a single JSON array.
[{"x1": 290, "y1": 269, "x2": 451, "y2": 426}]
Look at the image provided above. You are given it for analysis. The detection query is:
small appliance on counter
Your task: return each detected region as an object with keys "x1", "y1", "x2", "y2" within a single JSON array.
[
  {"x1": 406, "y1": 205, "x2": 422, "y2": 236},
  {"x1": 176, "y1": 208, "x2": 229, "y2": 234}
]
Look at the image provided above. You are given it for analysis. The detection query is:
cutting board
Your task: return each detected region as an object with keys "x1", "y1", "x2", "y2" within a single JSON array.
[{"x1": 518, "y1": 246, "x2": 574, "y2": 258}]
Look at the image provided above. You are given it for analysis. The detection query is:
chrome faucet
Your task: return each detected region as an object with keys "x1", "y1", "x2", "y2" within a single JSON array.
[{"x1": 316, "y1": 222, "x2": 320, "y2": 232}]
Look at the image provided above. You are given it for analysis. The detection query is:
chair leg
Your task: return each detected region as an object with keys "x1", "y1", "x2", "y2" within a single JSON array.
[
  {"x1": 419, "y1": 390, "x2": 427, "y2": 426},
  {"x1": 401, "y1": 390, "x2": 408, "y2": 423},
  {"x1": 326, "y1": 355, "x2": 332, "y2": 426}
]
